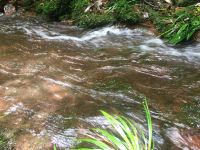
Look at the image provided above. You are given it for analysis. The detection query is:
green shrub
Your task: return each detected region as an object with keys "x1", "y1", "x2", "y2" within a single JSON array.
[
  {"x1": 161, "y1": 5, "x2": 200, "y2": 44},
  {"x1": 36, "y1": 0, "x2": 70, "y2": 21}
]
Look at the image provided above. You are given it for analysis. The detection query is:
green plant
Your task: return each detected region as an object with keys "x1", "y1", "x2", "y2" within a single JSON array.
[
  {"x1": 149, "y1": 4, "x2": 200, "y2": 44},
  {"x1": 75, "y1": 100, "x2": 154, "y2": 150},
  {"x1": 161, "y1": 5, "x2": 200, "y2": 44}
]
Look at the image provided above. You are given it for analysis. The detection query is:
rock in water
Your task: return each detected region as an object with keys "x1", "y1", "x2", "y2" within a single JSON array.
[{"x1": 4, "y1": 4, "x2": 15, "y2": 16}]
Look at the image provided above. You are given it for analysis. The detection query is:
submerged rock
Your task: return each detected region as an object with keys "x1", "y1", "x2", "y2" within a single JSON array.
[
  {"x1": 4, "y1": 3, "x2": 15, "y2": 16},
  {"x1": 166, "y1": 127, "x2": 200, "y2": 150}
]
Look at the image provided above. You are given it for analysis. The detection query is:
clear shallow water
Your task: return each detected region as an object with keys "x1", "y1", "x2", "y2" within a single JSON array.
[{"x1": 0, "y1": 16, "x2": 200, "y2": 150}]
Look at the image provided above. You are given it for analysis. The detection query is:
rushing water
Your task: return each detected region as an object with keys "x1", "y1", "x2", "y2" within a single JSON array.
[{"x1": 0, "y1": 16, "x2": 200, "y2": 150}]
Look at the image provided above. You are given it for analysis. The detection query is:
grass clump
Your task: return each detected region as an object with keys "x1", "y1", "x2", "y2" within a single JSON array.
[
  {"x1": 75, "y1": 100, "x2": 154, "y2": 150},
  {"x1": 161, "y1": 5, "x2": 200, "y2": 44},
  {"x1": 149, "y1": 4, "x2": 200, "y2": 44}
]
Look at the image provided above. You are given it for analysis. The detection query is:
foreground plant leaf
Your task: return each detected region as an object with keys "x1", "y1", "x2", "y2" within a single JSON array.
[{"x1": 75, "y1": 99, "x2": 154, "y2": 150}]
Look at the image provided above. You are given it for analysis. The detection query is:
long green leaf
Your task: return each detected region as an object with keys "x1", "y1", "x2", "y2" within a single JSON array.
[
  {"x1": 117, "y1": 117, "x2": 140, "y2": 150},
  {"x1": 100, "y1": 111, "x2": 133, "y2": 149},
  {"x1": 94, "y1": 128, "x2": 127, "y2": 150},
  {"x1": 143, "y1": 99, "x2": 154, "y2": 150},
  {"x1": 79, "y1": 139, "x2": 113, "y2": 150}
]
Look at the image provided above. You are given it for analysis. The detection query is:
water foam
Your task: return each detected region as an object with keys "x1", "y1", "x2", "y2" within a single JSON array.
[{"x1": 24, "y1": 26, "x2": 134, "y2": 40}]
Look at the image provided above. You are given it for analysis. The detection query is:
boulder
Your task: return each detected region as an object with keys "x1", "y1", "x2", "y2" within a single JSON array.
[{"x1": 4, "y1": 3, "x2": 15, "y2": 15}]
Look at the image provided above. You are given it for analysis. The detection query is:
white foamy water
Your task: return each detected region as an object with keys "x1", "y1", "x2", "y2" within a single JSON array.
[
  {"x1": 23, "y1": 26, "x2": 148, "y2": 41},
  {"x1": 140, "y1": 38, "x2": 200, "y2": 63},
  {"x1": 21, "y1": 25, "x2": 154, "y2": 49},
  {"x1": 4, "y1": 102, "x2": 24, "y2": 115}
]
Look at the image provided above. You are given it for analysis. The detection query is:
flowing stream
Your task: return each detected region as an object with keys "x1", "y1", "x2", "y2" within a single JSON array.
[{"x1": 0, "y1": 16, "x2": 200, "y2": 150}]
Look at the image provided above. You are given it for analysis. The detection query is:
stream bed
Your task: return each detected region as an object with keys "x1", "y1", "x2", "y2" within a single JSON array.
[{"x1": 0, "y1": 16, "x2": 200, "y2": 150}]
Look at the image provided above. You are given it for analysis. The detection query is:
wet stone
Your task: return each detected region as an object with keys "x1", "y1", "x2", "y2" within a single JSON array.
[
  {"x1": 4, "y1": 4, "x2": 15, "y2": 16},
  {"x1": 166, "y1": 127, "x2": 200, "y2": 150}
]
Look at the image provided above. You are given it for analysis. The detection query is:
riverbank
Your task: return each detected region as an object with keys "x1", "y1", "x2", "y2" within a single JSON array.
[{"x1": 0, "y1": 0, "x2": 200, "y2": 44}]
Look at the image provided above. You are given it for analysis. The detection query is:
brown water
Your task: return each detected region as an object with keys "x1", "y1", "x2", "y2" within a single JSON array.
[{"x1": 0, "y1": 16, "x2": 200, "y2": 150}]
